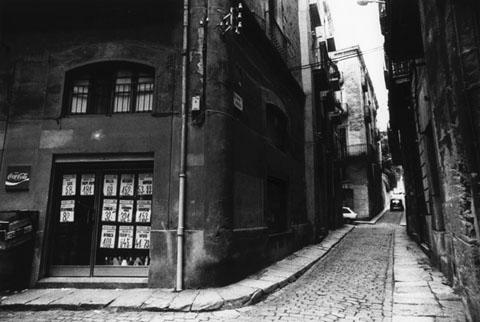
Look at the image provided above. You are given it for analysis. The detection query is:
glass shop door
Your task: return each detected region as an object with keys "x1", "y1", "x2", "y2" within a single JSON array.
[{"x1": 48, "y1": 162, "x2": 152, "y2": 277}]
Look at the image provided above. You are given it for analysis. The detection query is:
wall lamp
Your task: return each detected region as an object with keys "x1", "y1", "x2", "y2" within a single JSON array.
[{"x1": 357, "y1": 0, "x2": 385, "y2": 5}]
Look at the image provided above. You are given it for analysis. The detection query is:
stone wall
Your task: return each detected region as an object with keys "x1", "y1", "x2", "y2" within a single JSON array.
[{"x1": 417, "y1": 1, "x2": 480, "y2": 319}]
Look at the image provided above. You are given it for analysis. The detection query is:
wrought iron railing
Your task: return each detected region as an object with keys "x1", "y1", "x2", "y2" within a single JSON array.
[{"x1": 346, "y1": 143, "x2": 377, "y2": 158}]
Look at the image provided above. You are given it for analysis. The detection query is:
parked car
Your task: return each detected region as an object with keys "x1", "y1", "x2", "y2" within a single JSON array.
[
  {"x1": 390, "y1": 198, "x2": 404, "y2": 211},
  {"x1": 342, "y1": 207, "x2": 358, "y2": 221}
]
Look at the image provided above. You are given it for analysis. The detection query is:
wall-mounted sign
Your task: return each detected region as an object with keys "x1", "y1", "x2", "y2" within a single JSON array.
[
  {"x1": 233, "y1": 92, "x2": 243, "y2": 111},
  {"x1": 5, "y1": 166, "x2": 31, "y2": 191}
]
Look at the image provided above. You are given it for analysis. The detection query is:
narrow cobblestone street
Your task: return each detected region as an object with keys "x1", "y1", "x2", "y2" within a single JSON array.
[{"x1": 0, "y1": 211, "x2": 466, "y2": 322}]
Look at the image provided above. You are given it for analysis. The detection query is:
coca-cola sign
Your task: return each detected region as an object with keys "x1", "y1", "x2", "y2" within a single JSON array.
[{"x1": 5, "y1": 166, "x2": 31, "y2": 191}]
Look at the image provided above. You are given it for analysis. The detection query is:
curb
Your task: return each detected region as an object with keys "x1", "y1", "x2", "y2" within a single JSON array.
[
  {"x1": 353, "y1": 207, "x2": 388, "y2": 225},
  {"x1": 0, "y1": 225, "x2": 355, "y2": 312}
]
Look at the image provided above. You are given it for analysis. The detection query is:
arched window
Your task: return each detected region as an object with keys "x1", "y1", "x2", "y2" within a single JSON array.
[{"x1": 64, "y1": 62, "x2": 154, "y2": 115}]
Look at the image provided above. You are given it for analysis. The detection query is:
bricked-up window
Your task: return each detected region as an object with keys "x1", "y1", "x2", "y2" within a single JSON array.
[
  {"x1": 266, "y1": 104, "x2": 288, "y2": 151},
  {"x1": 265, "y1": 177, "x2": 288, "y2": 234},
  {"x1": 65, "y1": 62, "x2": 154, "y2": 115}
]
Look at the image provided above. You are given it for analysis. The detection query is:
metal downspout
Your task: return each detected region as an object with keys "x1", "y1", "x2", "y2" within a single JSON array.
[{"x1": 177, "y1": 0, "x2": 190, "y2": 292}]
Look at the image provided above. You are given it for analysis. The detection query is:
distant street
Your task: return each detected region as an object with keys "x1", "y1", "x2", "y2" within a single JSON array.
[{"x1": 1, "y1": 211, "x2": 466, "y2": 322}]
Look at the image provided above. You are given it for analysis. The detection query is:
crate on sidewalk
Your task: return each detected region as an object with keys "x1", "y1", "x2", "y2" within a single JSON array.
[
  {"x1": 0, "y1": 211, "x2": 37, "y2": 250},
  {"x1": 0, "y1": 211, "x2": 38, "y2": 290}
]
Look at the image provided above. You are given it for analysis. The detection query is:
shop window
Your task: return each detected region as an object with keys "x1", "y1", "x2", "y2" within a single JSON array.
[
  {"x1": 49, "y1": 162, "x2": 153, "y2": 277},
  {"x1": 65, "y1": 62, "x2": 154, "y2": 115},
  {"x1": 266, "y1": 103, "x2": 288, "y2": 150},
  {"x1": 264, "y1": 176, "x2": 288, "y2": 234}
]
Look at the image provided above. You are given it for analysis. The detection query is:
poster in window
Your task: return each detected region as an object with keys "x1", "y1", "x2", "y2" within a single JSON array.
[
  {"x1": 118, "y1": 226, "x2": 134, "y2": 249},
  {"x1": 120, "y1": 174, "x2": 134, "y2": 196},
  {"x1": 135, "y1": 200, "x2": 151, "y2": 223},
  {"x1": 100, "y1": 225, "x2": 116, "y2": 249},
  {"x1": 101, "y1": 199, "x2": 117, "y2": 222},
  {"x1": 137, "y1": 173, "x2": 153, "y2": 195},
  {"x1": 118, "y1": 200, "x2": 133, "y2": 223},
  {"x1": 60, "y1": 200, "x2": 75, "y2": 222},
  {"x1": 80, "y1": 174, "x2": 95, "y2": 196},
  {"x1": 135, "y1": 226, "x2": 151, "y2": 249},
  {"x1": 62, "y1": 174, "x2": 76, "y2": 196},
  {"x1": 103, "y1": 174, "x2": 118, "y2": 196}
]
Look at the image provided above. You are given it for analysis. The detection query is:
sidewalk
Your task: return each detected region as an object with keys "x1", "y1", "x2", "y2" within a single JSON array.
[
  {"x1": 390, "y1": 227, "x2": 465, "y2": 322},
  {"x1": 0, "y1": 225, "x2": 355, "y2": 312}
]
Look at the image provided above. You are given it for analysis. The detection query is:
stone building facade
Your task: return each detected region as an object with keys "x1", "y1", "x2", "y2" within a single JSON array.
[
  {"x1": 382, "y1": 0, "x2": 480, "y2": 319},
  {"x1": 299, "y1": 0, "x2": 345, "y2": 239},
  {"x1": 0, "y1": 0, "x2": 332, "y2": 290},
  {"x1": 332, "y1": 46, "x2": 383, "y2": 220}
]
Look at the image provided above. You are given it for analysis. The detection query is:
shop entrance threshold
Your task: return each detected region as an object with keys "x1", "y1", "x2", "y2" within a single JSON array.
[{"x1": 36, "y1": 277, "x2": 148, "y2": 289}]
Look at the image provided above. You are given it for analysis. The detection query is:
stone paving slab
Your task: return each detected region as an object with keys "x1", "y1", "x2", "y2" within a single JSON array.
[
  {"x1": 190, "y1": 289, "x2": 224, "y2": 311},
  {"x1": 23, "y1": 288, "x2": 75, "y2": 306},
  {"x1": 49, "y1": 289, "x2": 120, "y2": 307},
  {"x1": 168, "y1": 290, "x2": 199, "y2": 311},
  {"x1": 215, "y1": 284, "x2": 257, "y2": 310},
  {"x1": 0, "y1": 288, "x2": 53, "y2": 305},
  {"x1": 141, "y1": 289, "x2": 177, "y2": 311},
  {"x1": 109, "y1": 288, "x2": 156, "y2": 309},
  {"x1": 392, "y1": 317, "x2": 435, "y2": 322},
  {"x1": 393, "y1": 228, "x2": 466, "y2": 322},
  {"x1": 0, "y1": 225, "x2": 354, "y2": 312},
  {"x1": 393, "y1": 303, "x2": 444, "y2": 316}
]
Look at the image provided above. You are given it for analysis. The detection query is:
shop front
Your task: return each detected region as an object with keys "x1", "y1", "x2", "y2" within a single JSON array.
[{"x1": 46, "y1": 160, "x2": 153, "y2": 278}]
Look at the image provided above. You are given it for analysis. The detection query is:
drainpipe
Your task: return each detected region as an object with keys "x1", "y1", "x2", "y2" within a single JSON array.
[
  {"x1": 0, "y1": 4, "x2": 7, "y2": 173},
  {"x1": 176, "y1": 0, "x2": 190, "y2": 292}
]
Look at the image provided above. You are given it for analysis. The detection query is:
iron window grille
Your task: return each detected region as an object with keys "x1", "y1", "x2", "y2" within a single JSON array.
[{"x1": 65, "y1": 62, "x2": 154, "y2": 115}]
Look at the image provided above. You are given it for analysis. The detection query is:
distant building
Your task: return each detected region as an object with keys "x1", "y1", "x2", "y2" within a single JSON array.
[
  {"x1": 331, "y1": 46, "x2": 383, "y2": 219},
  {"x1": 299, "y1": 0, "x2": 345, "y2": 237}
]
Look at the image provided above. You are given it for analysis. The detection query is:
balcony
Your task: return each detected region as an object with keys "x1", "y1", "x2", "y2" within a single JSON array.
[{"x1": 346, "y1": 143, "x2": 376, "y2": 159}]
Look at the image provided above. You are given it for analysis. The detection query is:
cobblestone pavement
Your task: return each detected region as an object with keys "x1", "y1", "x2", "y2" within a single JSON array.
[
  {"x1": 0, "y1": 212, "x2": 466, "y2": 322},
  {"x1": 376, "y1": 210, "x2": 403, "y2": 225}
]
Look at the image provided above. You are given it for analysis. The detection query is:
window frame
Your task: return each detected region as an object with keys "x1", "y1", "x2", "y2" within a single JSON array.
[{"x1": 63, "y1": 61, "x2": 155, "y2": 116}]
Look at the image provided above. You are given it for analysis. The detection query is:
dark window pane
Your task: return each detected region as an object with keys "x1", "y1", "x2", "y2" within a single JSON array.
[
  {"x1": 265, "y1": 177, "x2": 287, "y2": 234},
  {"x1": 266, "y1": 104, "x2": 287, "y2": 150}
]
